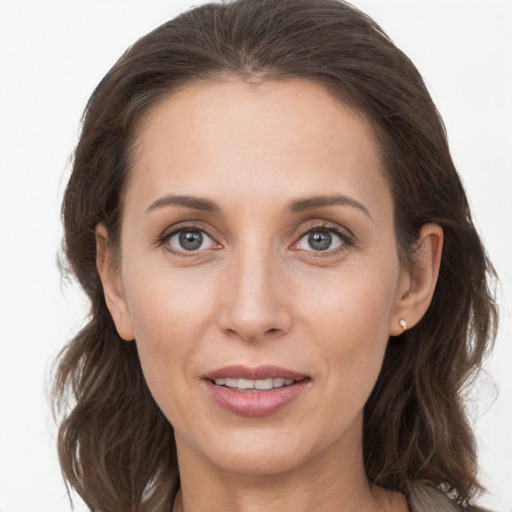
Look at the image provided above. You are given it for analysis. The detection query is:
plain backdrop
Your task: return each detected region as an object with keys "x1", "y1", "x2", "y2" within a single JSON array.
[{"x1": 0, "y1": 1, "x2": 511, "y2": 511}]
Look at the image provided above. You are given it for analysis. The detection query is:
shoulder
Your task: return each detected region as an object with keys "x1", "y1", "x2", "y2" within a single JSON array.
[{"x1": 407, "y1": 482, "x2": 491, "y2": 512}]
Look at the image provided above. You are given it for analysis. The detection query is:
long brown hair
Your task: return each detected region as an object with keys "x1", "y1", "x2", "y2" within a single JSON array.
[{"x1": 53, "y1": 0, "x2": 498, "y2": 510}]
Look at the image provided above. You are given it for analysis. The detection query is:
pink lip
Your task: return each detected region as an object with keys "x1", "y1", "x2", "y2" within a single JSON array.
[
  {"x1": 203, "y1": 365, "x2": 307, "y2": 381},
  {"x1": 203, "y1": 365, "x2": 310, "y2": 417}
]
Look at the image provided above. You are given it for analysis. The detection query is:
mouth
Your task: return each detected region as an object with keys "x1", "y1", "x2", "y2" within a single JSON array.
[
  {"x1": 211, "y1": 377, "x2": 300, "y2": 392},
  {"x1": 203, "y1": 365, "x2": 310, "y2": 416}
]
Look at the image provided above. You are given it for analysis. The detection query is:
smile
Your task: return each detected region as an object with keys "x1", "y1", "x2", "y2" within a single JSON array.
[
  {"x1": 213, "y1": 377, "x2": 296, "y2": 391},
  {"x1": 204, "y1": 365, "x2": 310, "y2": 416}
]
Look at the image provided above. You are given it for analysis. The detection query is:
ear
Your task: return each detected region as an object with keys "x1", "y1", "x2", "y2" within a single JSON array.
[
  {"x1": 390, "y1": 223, "x2": 444, "y2": 336},
  {"x1": 95, "y1": 223, "x2": 135, "y2": 341}
]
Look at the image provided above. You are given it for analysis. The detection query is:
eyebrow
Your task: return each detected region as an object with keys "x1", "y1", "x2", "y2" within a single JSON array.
[
  {"x1": 145, "y1": 193, "x2": 371, "y2": 219},
  {"x1": 146, "y1": 194, "x2": 220, "y2": 214},
  {"x1": 286, "y1": 194, "x2": 372, "y2": 219}
]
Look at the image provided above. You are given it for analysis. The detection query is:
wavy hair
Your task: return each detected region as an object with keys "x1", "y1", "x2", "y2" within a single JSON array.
[{"x1": 53, "y1": 0, "x2": 498, "y2": 510}]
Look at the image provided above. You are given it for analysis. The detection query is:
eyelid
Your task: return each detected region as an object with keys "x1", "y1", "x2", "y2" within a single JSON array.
[
  {"x1": 156, "y1": 222, "x2": 222, "y2": 255},
  {"x1": 155, "y1": 220, "x2": 354, "y2": 257},
  {"x1": 290, "y1": 221, "x2": 355, "y2": 253}
]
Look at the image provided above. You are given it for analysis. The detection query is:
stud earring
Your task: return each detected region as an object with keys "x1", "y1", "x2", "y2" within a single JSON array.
[{"x1": 399, "y1": 319, "x2": 408, "y2": 331}]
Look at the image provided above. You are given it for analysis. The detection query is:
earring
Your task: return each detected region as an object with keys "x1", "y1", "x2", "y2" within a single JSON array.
[{"x1": 399, "y1": 319, "x2": 408, "y2": 331}]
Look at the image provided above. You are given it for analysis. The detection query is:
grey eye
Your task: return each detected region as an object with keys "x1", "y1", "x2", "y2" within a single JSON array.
[
  {"x1": 308, "y1": 231, "x2": 332, "y2": 251},
  {"x1": 179, "y1": 230, "x2": 203, "y2": 250},
  {"x1": 167, "y1": 229, "x2": 216, "y2": 252},
  {"x1": 296, "y1": 229, "x2": 344, "y2": 252}
]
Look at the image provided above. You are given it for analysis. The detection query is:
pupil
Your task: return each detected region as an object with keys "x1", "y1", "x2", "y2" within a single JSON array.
[
  {"x1": 308, "y1": 231, "x2": 331, "y2": 251},
  {"x1": 179, "y1": 231, "x2": 203, "y2": 250}
]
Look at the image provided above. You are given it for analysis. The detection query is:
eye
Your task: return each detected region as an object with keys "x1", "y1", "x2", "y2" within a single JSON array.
[
  {"x1": 165, "y1": 228, "x2": 218, "y2": 253},
  {"x1": 295, "y1": 228, "x2": 345, "y2": 252}
]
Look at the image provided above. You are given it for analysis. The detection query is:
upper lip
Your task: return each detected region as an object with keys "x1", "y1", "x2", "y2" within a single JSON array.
[{"x1": 203, "y1": 365, "x2": 308, "y2": 381}]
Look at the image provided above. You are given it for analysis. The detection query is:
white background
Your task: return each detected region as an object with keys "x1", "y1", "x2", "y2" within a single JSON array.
[{"x1": 0, "y1": 1, "x2": 510, "y2": 511}]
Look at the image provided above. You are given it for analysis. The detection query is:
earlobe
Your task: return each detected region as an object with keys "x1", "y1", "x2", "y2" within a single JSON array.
[
  {"x1": 390, "y1": 223, "x2": 444, "y2": 336},
  {"x1": 95, "y1": 223, "x2": 135, "y2": 341}
]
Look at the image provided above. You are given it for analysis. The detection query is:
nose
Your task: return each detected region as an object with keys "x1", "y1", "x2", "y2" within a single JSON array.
[{"x1": 218, "y1": 245, "x2": 292, "y2": 343}]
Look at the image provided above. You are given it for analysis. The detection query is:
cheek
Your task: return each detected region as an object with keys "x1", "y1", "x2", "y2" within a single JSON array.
[
  {"x1": 124, "y1": 260, "x2": 216, "y2": 341},
  {"x1": 302, "y1": 261, "x2": 399, "y2": 398},
  {"x1": 302, "y1": 258, "x2": 398, "y2": 342},
  {"x1": 121, "y1": 268, "x2": 216, "y2": 407}
]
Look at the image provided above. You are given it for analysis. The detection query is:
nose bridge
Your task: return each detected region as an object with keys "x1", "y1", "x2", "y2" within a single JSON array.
[{"x1": 220, "y1": 235, "x2": 290, "y2": 341}]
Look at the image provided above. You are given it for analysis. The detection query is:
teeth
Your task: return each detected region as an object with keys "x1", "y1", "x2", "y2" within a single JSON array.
[
  {"x1": 214, "y1": 377, "x2": 297, "y2": 390},
  {"x1": 254, "y1": 378, "x2": 273, "y2": 390},
  {"x1": 237, "y1": 378, "x2": 254, "y2": 389}
]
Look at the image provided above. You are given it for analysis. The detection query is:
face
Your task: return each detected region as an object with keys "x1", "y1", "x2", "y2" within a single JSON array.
[{"x1": 102, "y1": 79, "x2": 413, "y2": 477}]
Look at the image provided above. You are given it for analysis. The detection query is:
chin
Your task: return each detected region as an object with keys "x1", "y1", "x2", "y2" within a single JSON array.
[
  {"x1": 207, "y1": 442, "x2": 312, "y2": 476},
  {"x1": 175, "y1": 416, "x2": 354, "y2": 478}
]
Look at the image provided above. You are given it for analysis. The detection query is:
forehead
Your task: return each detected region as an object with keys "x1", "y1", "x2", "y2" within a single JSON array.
[{"x1": 126, "y1": 78, "x2": 391, "y2": 220}]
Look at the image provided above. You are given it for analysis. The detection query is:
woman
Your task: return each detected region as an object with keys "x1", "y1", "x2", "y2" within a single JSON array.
[{"x1": 53, "y1": 0, "x2": 498, "y2": 510}]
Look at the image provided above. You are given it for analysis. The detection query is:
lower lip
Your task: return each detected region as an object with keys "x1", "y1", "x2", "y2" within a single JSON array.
[{"x1": 204, "y1": 380, "x2": 309, "y2": 417}]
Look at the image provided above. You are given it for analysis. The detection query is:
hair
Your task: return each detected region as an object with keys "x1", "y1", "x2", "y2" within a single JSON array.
[{"x1": 53, "y1": 0, "x2": 498, "y2": 510}]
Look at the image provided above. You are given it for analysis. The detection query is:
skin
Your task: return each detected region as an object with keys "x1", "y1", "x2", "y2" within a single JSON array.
[{"x1": 96, "y1": 79, "x2": 443, "y2": 512}]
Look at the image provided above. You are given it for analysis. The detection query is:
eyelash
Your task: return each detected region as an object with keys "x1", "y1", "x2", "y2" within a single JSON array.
[
  {"x1": 293, "y1": 222, "x2": 354, "y2": 257},
  {"x1": 156, "y1": 221, "x2": 354, "y2": 257},
  {"x1": 156, "y1": 223, "x2": 219, "y2": 258}
]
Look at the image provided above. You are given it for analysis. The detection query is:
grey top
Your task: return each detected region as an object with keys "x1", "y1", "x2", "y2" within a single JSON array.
[{"x1": 408, "y1": 483, "x2": 489, "y2": 512}]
